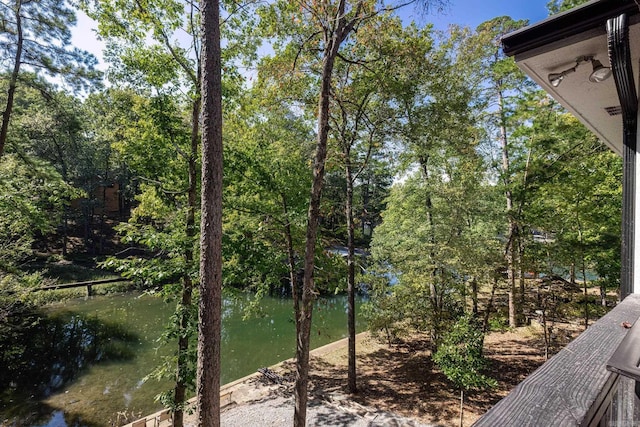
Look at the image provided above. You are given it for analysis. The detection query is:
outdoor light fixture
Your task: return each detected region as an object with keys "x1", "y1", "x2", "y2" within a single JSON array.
[
  {"x1": 588, "y1": 59, "x2": 612, "y2": 82},
  {"x1": 547, "y1": 56, "x2": 612, "y2": 87}
]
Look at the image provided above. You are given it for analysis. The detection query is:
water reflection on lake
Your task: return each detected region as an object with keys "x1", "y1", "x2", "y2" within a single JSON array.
[{"x1": 1, "y1": 292, "x2": 360, "y2": 426}]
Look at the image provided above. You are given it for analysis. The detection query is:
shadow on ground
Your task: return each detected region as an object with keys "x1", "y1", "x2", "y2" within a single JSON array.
[{"x1": 251, "y1": 330, "x2": 548, "y2": 426}]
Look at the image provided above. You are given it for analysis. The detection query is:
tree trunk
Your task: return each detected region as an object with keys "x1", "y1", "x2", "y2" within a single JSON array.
[
  {"x1": 173, "y1": 98, "x2": 200, "y2": 427},
  {"x1": 294, "y1": 2, "x2": 362, "y2": 422},
  {"x1": 471, "y1": 277, "x2": 478, "y2": 317},
  {"x1": 570, "y1": 262, "x2": 576, "y2": 285},
  {"x1": 498, "y1": 86, "x2": 518, "y2": 329},
  {"x1": 582, "y1": 273, "x2": 589, "y2": 330},
  {"x1": 295, "y1": 54, "x2": 332, "y2": 427},
  {"x1": 576, "y1": 208, "x2": 589, "y2": 330},
  {"x1": 282, "y1": 194, "x2": 300, "y2": 332},
  {"x1": 345, "y1": 156, "x2": 357, "y2": 394},
  {"x1": 174, "y1": 273, "x2": 193, "y2": 427},
  {"x1": 295, "y1": 23, "x2": 344, "y2": 427},
  {"x1": 507, "y1": 226, "x2": 518, "y2": 330},
  {"x1": 418, "y1": 159, "x2": 441, "y2": 348},
  {"x1": 197, "y1": 0, "x2": 222, "y2": 425},
  {"x1": 62, "y1": 209, "x2": 68, "y2": 257},
  {"x1": 361, "y1": 174, "x2": 370, "y2": 236},
  {"x1": 518, "y1": 240, "x2": 526, "y2": 325},
  {"x1": 483, "y1": 277, "x2": 498, "y2": 333},
  {"x1": 0, "y1": 1, "x2": 23, "y2": 160},
  {"x1": 542, "y1": 305, "x2": 549, "y2": 360}
]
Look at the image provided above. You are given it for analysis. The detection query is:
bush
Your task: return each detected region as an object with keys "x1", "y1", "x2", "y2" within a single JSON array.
[{"x1": 433, "y1": 314, "x2": 497, "y2": 392}]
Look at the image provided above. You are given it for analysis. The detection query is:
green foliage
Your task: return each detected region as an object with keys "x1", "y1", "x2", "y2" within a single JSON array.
[
  {"x1": 0, "y1": 154, "x2": 79, "y2": 271},
  {"x1": 90, "y1": 87, "x2": 199, "y2": 417},
  {"x1": 144, "y1": 295, "x2": 198, "y2": 411},
  {"x1": 0, "y1": 0, "x2": 101, "y2": 92},
  {"x1": 0, "y1": 1, "x2": 626, "y2": 421},
  {"x1": 11, "y1": 82, "x2": 122, "y2": 194},
  {"x1": 223, "y1": 85, "x2": 313, "y2": 294},
  {"x1": 82, "y1": 0, "x2": 256, "y2": 98},
  {"x1": 82, "y1": 0, "x2": 196, "y2": 89},
  {"x1": 547, "y1": 0, "x2": 591, "y2": 14},
  {"x1": 362, "y1": 261, "x2": 463, "y2": 342},
  {"x1": 101, "y1": 179, "x2": 198, "y2": 286},
  {"x1": 368, "y1": 163, "x2": 498, "y2": 343},
  {"x1": 487, "y1": 314, "x2": 509, "y2": 333},
  {"x1": 361, "y1": 265, "x2": 407, "y2": 342},
  {"x1": 518, "y1": 99, "x2": 621, "y2": 291},
  {"x1": 1, "y1": 77, "x2": 132, "y2": 257},
  {"x1": 433, "y1": 315, "x2": 497, "y2": 391},
  {"x1": 361, "y1": 19, "x2": 506, "y2": 340}
]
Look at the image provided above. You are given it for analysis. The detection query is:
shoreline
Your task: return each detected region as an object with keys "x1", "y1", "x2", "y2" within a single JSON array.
[{"x1": 123, "y1": 332, "x2": 369, "y2": 427}]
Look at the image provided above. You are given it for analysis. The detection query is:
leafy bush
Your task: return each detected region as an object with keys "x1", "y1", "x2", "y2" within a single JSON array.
[{"x1": 433, "y1": 314, "x2": 497, "y2": 392}]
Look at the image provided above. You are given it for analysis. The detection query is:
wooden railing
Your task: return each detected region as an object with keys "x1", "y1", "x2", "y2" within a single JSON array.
[{"x1": 474, "y1": 294, "x2": 640, "y2": 426}]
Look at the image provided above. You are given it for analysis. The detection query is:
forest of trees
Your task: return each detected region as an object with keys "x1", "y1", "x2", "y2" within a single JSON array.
[{"x1": 0, "y1": 0, "x2": 622, "y2": 425}]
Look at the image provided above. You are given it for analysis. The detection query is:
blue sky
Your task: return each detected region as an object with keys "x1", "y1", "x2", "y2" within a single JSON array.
[
  {"x1": 407, "y1": 0, "x2": 550, "y2": 30},
  {"x1": 72, "y1": 0, "x2": 552, "y2": 69}
]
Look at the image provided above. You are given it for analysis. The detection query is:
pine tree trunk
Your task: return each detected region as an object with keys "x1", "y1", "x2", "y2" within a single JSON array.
[
  {"x1": 0, "y1": 1, "x2": 23, "y2": 160},
  {"x1": 197, "y1": 0, "x2": 222, "y2": 425},
  {"x1": 346, "y1": 156, "x2": 357, "y2": 394}
]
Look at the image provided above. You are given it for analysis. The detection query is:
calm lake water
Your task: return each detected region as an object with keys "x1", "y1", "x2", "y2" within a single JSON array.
[{"x1": 2, "y1": 292, "x2": 361, "y2": 426}]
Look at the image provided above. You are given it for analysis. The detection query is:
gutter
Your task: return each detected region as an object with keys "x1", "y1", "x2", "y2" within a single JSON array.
[{"x1": 502, "y1": 0, "x2": 639, "y2": 58}]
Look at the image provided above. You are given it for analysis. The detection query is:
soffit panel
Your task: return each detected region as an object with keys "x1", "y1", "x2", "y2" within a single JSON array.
[{"x1": 506, "y1": 9, "x2": 640, "y2": 156}]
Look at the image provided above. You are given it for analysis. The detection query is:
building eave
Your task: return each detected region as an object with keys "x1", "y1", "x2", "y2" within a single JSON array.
[{"x1": 503, "y1": 0, "x2": 639, "y2": 58}]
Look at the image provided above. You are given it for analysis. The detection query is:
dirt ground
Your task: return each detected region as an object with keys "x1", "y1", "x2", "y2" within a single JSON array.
[{"x1": 272, "y1": 327, "x2": 562, "y2": 427}]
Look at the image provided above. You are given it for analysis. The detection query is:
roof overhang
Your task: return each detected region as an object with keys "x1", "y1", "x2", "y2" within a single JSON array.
[{"x1": 502, "y1": 0, "x2": 640, "y2": 155}]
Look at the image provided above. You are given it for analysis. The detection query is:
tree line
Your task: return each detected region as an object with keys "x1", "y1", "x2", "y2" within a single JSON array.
[{"x1": 0, "y1": 0, "x2": 620, "y2": 425}]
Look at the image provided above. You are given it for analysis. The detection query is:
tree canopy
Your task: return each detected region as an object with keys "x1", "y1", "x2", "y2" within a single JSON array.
[{"x1": 0, "y1": 0, "x2": 624, "y2": 424}]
